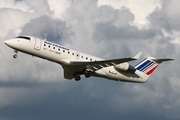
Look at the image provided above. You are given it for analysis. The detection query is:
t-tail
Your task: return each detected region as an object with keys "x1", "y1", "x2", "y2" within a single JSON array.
[{"x1": 135, "y1": 57, "x2": 174, "y2": 79}]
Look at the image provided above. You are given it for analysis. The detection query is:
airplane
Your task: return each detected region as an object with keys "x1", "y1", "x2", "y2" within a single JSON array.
[{"x1": 4, "y1": 35, "x2": 174, "y2": 83}]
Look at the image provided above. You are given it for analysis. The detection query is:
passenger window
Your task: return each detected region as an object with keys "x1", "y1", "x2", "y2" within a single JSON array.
[
  {"x1": 81, "y1": 56, "x2": 83, "y2": 58},
  {"x1": 58, "y1": 48, "x2": 60, "y2": 51},
  {"x1": 49, "y1": 45, "x2": 50, "y2": 48},
  {"x1": 53, "y1": 47, "x2": 55, "y2": 49},
  {"x1": 86, "y1": 57, "x2": 88, "y2": 60},
  {"x1": 68, "y1": 52, "x2": 70, "y2": 54},
  {"x1": 44, "y1": 44, "x2": 46, "y2": 46},
  {"x1": 90, "y1": 59, "x2": 92, "y2": 61},
  {"x1": 72, "y1": 53, "x2": 74, "y2": 55},
  {"x1": 63, "y1": 50, "x2": 65, "y2": 52}
]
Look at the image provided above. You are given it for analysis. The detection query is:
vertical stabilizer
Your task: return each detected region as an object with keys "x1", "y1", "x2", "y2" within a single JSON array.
[{"x1": 135, "y1": 57, "x2": 174, "y2": 76}]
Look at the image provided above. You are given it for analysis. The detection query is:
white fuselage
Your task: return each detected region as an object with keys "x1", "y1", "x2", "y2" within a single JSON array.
[{"x1": 4, "y1": 36, "x2": 148, "y2": 83}]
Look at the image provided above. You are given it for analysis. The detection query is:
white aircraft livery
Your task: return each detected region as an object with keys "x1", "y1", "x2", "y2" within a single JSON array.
[{"x1": 4, "y1": 36, "x2": 174, "y2": 83}]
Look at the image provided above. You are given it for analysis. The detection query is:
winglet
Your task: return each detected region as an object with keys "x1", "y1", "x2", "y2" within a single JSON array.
[{"x1": 133, "y1": 51, "x2": 142, "y2": 59}]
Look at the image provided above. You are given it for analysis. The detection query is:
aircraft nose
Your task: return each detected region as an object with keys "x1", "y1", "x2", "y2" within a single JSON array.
[
  {"x1": 4, "y1": 40, "x2": 9, "y2": 45},
  {"x1": 4, "y1": 39, "x2": 17, "y2": 48},
  {"x1": 4, "y1": 40, "x2": 12, "y2": 46}
]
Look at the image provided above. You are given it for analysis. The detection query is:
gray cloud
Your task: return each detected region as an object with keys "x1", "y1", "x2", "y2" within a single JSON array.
[
  {"x1": 149, "y1": 0, "x2": 180, "y2": 32},
  {"x1": 0, "y1": 81, "x2": 178, "y2": 120},
  {"x1": 21, "y1": 16, "x2": 73, "y2": 43},
  {"x1": 95, "y1": 6, "x2": 134, "y2": 27},
  {"x1": 93, "y1": 23, "x2": 161, "y2": 41}
]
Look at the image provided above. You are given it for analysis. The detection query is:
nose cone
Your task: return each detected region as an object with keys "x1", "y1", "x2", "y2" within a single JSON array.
[
  {"x1": 4, "y1": 40, "x2": 10, "y2": 45},
  {"x1": 4, "y1": 40, "x2": 13, "y2": 47},
  {"x1": 4, "y1": 39, "x2": 18, "y2": 49}
]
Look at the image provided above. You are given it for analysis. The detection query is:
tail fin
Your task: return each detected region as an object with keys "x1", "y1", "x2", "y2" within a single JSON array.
[{"x1": 135, "y1": 57, "x2": 174, "y2": 76}]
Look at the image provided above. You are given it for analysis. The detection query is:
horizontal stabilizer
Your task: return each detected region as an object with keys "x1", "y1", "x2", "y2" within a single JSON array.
[{"x1": 152, "y1": 58, "x2": 175, "y2": 63}]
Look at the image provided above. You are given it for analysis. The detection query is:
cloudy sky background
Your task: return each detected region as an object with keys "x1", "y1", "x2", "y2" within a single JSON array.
[{"x1": 0, "y1": 0, "x2": 179, "y2": 119}]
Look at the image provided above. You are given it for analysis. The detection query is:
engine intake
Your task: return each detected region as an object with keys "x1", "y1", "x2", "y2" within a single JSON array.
[{"x1": 114, "y1": 63, "x2": 136, "y2": 73}]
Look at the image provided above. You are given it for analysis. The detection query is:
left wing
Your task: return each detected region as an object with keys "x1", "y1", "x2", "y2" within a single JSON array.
[
  {"x1": 63, "y1": 51, "x2": 142, "y2": 79},
  {"x1": 70, "y1": 51, "x2": 142, "y2": 71}
]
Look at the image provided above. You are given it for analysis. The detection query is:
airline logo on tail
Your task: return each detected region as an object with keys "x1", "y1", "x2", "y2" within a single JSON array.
[{"x1": 135, "y1": 58, "x2": 159, "y2": 75}]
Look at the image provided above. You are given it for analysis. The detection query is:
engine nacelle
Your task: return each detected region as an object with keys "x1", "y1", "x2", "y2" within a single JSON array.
[{"x1": 114, "y1": 63, "x2": 136, "y2": 73}]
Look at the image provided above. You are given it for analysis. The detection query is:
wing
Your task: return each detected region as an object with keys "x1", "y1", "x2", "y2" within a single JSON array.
[
  {"x1": 62, "y1": 51, "x2": 142, "y2": 79},
  {"x1": 70, "y1": 52, "x2": 142, "y2": 66}
]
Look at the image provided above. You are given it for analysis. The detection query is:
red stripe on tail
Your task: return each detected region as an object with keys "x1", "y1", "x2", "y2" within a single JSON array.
[{"x1": 146, "y1": 65, "x2": 158, "y2": 75}]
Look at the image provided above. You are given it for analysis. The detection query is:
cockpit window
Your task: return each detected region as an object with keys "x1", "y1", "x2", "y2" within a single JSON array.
[{"x1": 17, "y1": 36, "x2": 30, "y2": 40}]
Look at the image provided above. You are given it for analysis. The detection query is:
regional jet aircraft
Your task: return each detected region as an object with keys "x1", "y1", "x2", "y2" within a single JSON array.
[{"x1": 4, "y1": 36, "x2": 174, "y2": 82}]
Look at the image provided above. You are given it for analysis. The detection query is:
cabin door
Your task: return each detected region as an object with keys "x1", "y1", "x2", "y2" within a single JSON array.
[{"x1": 34, "y1": 37, "x2": 41, "y2": 50}]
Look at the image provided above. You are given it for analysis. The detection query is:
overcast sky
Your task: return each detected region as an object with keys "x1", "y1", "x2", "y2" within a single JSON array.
[{"x1": 0, "y1": 0, "x2": 179, "y2": 120}]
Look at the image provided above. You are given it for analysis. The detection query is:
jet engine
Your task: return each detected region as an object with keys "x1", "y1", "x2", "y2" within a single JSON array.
[{"x1": 114, "y1": 63, "x2": 136, "y2": 73}]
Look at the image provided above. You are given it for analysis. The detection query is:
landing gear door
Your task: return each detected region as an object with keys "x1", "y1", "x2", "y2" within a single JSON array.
[{"x1": 34, "y1": 37, "x2": 41, "y2": 51}]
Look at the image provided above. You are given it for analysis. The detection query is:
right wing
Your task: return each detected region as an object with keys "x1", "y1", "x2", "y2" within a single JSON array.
[
  {"x1": 63, "y1": 51, "x2": 142, "y2": 79},
  {"x1": 70, "y1": 51, "x2": 142, "y2": 71}
]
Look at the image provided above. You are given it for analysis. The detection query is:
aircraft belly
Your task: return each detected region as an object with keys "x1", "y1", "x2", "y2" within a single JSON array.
[{"x1": 98, "y1": 67, "x2": 147, "y2": 83}]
